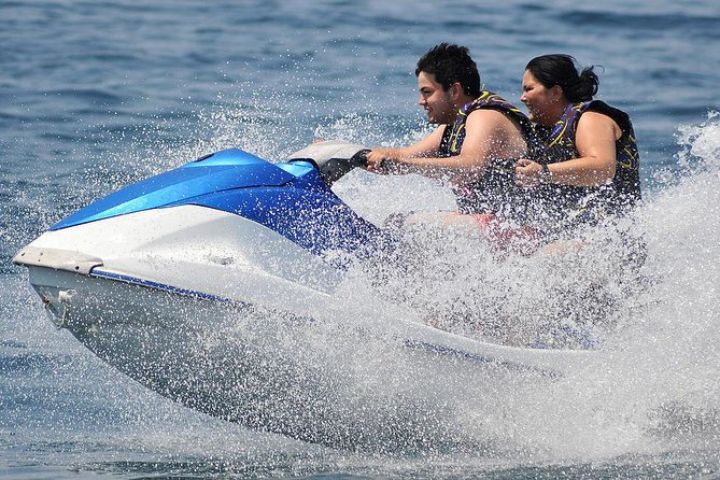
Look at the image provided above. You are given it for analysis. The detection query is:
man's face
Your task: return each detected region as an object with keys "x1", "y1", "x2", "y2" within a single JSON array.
[{"x1": 417, "y1": 71, "x2": 456, "y2": 125}]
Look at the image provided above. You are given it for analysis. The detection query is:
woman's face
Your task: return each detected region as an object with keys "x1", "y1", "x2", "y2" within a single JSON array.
[{"x1": 520, "y1": 70, "x2": 564, "y2": 126}]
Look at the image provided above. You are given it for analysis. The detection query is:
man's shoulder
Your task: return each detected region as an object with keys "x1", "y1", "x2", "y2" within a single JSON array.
[{"x1": 466, "y1": 108, "x2": 516, "y2": 127}]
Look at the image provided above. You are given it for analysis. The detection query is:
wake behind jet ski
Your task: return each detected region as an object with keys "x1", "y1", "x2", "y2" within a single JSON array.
[{"x1": 13, "y1": 141, "x2": 598, "y2": 451}]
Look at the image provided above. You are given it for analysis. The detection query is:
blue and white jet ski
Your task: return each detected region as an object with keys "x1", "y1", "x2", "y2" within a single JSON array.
[{"x1": 14, "y1": 140, "x2": 597, "y2": 451}]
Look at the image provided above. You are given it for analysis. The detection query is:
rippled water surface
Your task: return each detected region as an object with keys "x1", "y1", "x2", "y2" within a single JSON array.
[{"x1": 2, "y1": 1, "x2": 719, "y2": 478}]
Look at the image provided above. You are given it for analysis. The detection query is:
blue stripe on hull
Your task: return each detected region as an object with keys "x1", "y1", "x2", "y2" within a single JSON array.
[{"x1": 90, "y1": 268, "x2": 232, "y2": 303}]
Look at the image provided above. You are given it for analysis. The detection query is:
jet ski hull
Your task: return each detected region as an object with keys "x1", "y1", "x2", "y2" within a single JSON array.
[
  {"x1": 24, "y1": 261, "x2": 597, "y2": 451},
  {"x1": 15, "y1": 146, "x2": 599, "y2": 451}
]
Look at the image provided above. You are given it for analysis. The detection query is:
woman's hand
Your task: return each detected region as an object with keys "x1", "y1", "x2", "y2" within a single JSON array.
[
  {"x1": 366, "y1": 149, "x2": 393, "y2": 173},
  {"x1": 515, "y1": 158, "x2": 543, "y2": 187}
]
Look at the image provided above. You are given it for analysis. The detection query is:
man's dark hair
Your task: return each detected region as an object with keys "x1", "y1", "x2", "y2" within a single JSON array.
[{"x1": 415, "y1": 43, "x2": 481, "y2": 97}]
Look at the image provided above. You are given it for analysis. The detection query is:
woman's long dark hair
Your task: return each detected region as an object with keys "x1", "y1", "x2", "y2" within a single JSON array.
[{"x1": 525, "y1": 54, "x2": 599, "y2": 102}]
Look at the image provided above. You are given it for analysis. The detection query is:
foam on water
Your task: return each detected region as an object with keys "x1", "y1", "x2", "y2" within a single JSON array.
[
  {"x1": 85, "y1": 107, "x2": 715, "y2": 463},
  {"x1": 277, "y1": 111, "x2": 720, "y2": 460},
  {"x1": 3, "y1": 102, "x2": 720, "y2": 476},
  {"x1": 3, "y1": 0, "x2": 719, "y2": 475}
]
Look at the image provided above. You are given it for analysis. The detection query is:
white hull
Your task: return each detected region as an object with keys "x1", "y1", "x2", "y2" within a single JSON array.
[{"x1": 18, "y1": 205, "x2": 597, "y2": 451}]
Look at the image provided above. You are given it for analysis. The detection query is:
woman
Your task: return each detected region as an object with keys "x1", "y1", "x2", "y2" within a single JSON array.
[{"x1": 515, "y1": 54, "x2": 641, "y2": 233}]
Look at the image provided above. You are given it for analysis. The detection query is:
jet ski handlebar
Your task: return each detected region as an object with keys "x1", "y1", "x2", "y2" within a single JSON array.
[
  {"x1": 288, "y1": 140, "x2": 370, "y2": 186},
  {"x1": 288, "y1": 140, "x2": 524, "y2": 187}
]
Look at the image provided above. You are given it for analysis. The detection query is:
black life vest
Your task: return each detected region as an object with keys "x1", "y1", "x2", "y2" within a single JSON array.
[
  {"x1": 438, "y1": 91, "x2": 534, "y2": 217},
  {"x1": 529, "y1": 100, "x2": 641, "y2": 231}
]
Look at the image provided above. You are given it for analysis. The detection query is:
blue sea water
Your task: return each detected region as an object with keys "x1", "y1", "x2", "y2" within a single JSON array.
[{"x1": 2, "y1": 0, "x2": 720, "y2": 478}]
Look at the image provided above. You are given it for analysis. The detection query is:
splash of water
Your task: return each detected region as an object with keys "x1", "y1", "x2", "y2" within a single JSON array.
[
  {"x1": 8, "y1": 103, "x2": 719, "y2": 467},
  {"x1": 300, "y1": 111, "x2": 720, "y2": 459}
]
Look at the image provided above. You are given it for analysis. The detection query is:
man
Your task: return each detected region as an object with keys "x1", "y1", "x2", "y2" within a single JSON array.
[{"x1": 367, "y1": 43, "x2": 533, "y2": 227}]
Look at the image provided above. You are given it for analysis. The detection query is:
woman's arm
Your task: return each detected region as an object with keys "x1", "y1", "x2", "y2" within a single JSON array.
[{"x1": 516, "y1": 111, "x2": 620, "y2": 187}]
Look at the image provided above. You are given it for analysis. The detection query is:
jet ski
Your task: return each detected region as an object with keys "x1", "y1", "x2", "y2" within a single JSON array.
[{"x1": 13, "y1": 140, "x2": 598, "y2": 451}]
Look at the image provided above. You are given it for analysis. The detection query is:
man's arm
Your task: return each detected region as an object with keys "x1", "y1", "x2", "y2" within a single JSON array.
[
  {"x1": 366, "y1": 126, "x2": 446, "y2": 172},
  {"x1": 373, "y1": 109, "x2": 513, "y2": 182}
]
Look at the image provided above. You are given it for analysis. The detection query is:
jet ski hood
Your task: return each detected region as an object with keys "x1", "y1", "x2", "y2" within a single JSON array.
[
  {"x1": 49, "y1": 143, "x2": 381, "y2": 256},
  {"x1": 53, "y1": 149, "x2": 304, "y2": 230}
]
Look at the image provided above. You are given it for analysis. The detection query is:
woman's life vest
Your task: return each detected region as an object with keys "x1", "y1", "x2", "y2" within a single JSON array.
[{"x1": 528, "y1": 100, "x2": 641, "y2": 233}]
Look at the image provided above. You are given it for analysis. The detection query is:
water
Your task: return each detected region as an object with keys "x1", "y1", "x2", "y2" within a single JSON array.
[{"x1": 2, "y1": 0, "x2": 720, "y2": 478}]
